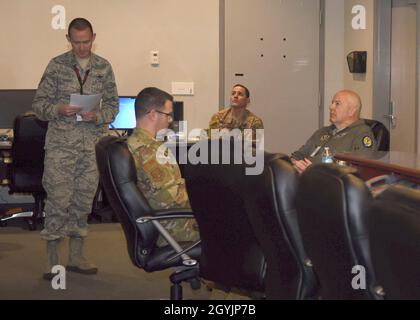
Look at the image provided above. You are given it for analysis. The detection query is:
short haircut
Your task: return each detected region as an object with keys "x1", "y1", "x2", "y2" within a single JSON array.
[
  {"x1": 68, "y1": 18, "x2": 94, "y2": 36},
  {"x1": 232, "y1": 84, "x2": 250, "y2": 98},
  {"x1": 135, "y1": 87, "x2": 174, "y2": 119}
]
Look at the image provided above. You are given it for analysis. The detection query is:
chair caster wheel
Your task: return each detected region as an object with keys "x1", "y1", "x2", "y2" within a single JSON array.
[
  {"x1": 25, "y1": 218, "x2": 37, "y2": 231},
  {"x1": 189, "y1": 278, "x2": 201, "y2": 290}
]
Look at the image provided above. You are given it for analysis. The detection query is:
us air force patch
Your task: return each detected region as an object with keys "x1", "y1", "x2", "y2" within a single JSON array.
[
  {"x1": 363, "y1": 136, "x2": 373, "y2": 148},
  {"x1": 321, "y1": 135, "x2": 330, "y2": 142}
]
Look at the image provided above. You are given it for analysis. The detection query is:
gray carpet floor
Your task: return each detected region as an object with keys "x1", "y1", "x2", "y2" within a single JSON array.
[{"x1": 0, "y1": 222, "x2": 220, "y2": 300}]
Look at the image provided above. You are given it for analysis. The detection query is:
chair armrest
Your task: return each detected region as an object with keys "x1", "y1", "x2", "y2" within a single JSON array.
[
  {"x1": 135, "y1": 211, "x2": 198, "y2": 267},
  {"x1": 136, "y1": 208, "x2": 194, "y2": 224},
  {"x1": 154, "y1": 208, "x2": 193, "y2": 216}
]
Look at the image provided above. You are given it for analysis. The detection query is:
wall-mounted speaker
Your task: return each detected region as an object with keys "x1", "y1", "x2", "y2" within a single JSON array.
[{"x1": 347, "y1": 51, "x2": 367, "y2": 73}]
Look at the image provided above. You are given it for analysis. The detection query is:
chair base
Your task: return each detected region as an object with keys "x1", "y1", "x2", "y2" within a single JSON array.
[
  {"x1": 0, "y1": 211, "x2": 45, "y2": 230},
  {"x1": 169, "y1": 267, "x2": 200, "y2": 300}
]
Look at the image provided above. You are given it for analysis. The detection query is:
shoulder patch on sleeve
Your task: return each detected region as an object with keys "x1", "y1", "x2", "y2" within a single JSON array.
[{"x1": 362, "y1": 136, "x2": 373, "y2": 148}]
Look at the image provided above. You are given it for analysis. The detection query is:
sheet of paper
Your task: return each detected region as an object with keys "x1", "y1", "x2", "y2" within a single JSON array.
[
  {"x1": 70, "y1": 93, "x2": 102, "y2": 121},
  {"x1": 70, "y1": 93, "x2": 102, "y2": 112}
]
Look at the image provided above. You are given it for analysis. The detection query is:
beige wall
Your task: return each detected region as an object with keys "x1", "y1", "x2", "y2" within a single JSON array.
[
  {"x1": 0, "y1": 0, "x2": 220, "y2": 129},
  {"x1": 343, "y1": 0, "x2": 375, "y2": 119},
  {"x1": 324, "y1": 0, "x2": 345, "y2": 125},
  {"x1": 323, "y1": 0, "x2": 375, "y2": 124}
]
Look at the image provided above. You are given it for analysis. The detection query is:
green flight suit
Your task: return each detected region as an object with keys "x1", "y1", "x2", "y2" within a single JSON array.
[{"x1": 291, "y1": 119, "x2": 377, "y2": 163}]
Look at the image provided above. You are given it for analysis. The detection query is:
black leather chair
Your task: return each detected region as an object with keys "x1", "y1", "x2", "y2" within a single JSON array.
[
  {"x1": 244, "y1": 153, "x2": 319, "y2": 299},
  {"x1": 95, "y1": 136, "x2": 201, "y2": 300},
  {"x1": 183, "y1": 139, "x2": 266, "y2": 297},
  {"x1": 296, "y1": 164, "x2": 383, "y2": 300},
  {"x1": 369, "y1": 185, "x2": 420, "y2": 300},
  {"x1": 0, "y1": 113, "x2": 47, "y2": 230},
  {"x1": 363, "y1": 119, "x2": 390, "y2": 151}
]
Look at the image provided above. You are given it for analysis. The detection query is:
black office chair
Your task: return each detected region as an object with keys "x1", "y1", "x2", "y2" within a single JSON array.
[
  {"x1": 183, "y1": 139, "x2": 266, "y2": 297},
  {"x1": 0, "y1": 113, "x2": 47, "y2": 230},
  {"x1": 363, "y1": 119, "x2": 390, "y2": 151},
  {"x1": 95, "y1": 136, "x2": 201, "y2": 300},
  {"x1": 296, "y1": 164, "x2": 383, "y2": 300},
  {"x1": 249, "y1": 153, "x2": 319, "y2": 299},
  {"x1": 369, "y1": 185, "x2": 420, "y2": 300}
]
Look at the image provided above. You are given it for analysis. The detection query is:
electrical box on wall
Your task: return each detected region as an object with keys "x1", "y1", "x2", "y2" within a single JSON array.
[
  {"x1": 150, "y1": 50, "x2": 159, "y2": 66},
  {"x1": 171, "y1": 82, "x2": 194, "y2": 95},
  {"x1": 347, "y1": 51, "x2": 367, "y2": 73}
]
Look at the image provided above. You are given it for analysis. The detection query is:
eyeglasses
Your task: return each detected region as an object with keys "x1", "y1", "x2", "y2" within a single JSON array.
[{"x1": 149, "y1": 109, "x2": 173, "y2": 120}]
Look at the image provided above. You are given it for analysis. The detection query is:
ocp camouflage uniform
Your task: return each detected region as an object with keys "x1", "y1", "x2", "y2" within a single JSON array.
[
  {"x1": 127, "y1": 128, "x2": 199, "y2": 247},
  {"x1": 209, "y1": 107, "x2": 264, "y2": 131},
  {"x1": 291, "y1": 119, "x2": 377, "y2": 163},
  {"x1": 32, "y1": 50, "x2": 119, "y2": 240}
]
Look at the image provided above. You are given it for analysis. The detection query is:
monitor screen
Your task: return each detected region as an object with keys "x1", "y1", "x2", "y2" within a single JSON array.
[
  {"x1": 109, "y1": 96, "x2": 137, "y2": 130},
  {"x1": 0, "y1": 89, "x2": 37, "y2": 129}
]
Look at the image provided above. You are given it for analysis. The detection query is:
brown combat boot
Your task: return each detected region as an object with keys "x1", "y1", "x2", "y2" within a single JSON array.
[
  {"x1": 66, "y1": 236, "x2": 98, "y2": 274},
  {"x1": 43, "y1": 239, "x2": 62, "y2": 280}
]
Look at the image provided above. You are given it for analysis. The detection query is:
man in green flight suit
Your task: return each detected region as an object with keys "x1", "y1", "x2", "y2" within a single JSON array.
[
  {"x1": 127, "y1": 87, "x2": 198, "y2": 247},
  {"x1": 291, "y1": 90, "x2": 377, "y2": 174}
]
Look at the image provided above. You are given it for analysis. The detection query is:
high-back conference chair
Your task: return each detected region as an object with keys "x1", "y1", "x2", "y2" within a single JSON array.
[
  {"x1": 0, "y1": 113, "x2": 47, "y2": 230},
  {"x1": 183, "y1": 139, "x2": 266, "y2": 297},
  {"x1": 363, "y1": 119, "x2": 390, "y2": 152},
  {"x1": 95, "y1": 136, "x2": 201, "y2": 300},
  {"x1": 244, "y1": 153, "x2": 319, "y2": 299},
  {"x1": 369, "y1": 185, "x2": 420, "y2": 300},
  {"x1": 183, "y1": 139, "x2": 317, "y2": 299},
  {"x1": 296, "y1": 164, "x2": 383, "y2": 300}
]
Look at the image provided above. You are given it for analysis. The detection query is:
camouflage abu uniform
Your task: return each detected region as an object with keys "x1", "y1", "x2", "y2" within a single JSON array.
[
  {"x1": 291, "y1": 119, "x2": 377, "y2": 163},
  {"x1": 127, "y1": 127, "x2": 199, "y2": 247},
  {"x1": 32, "y1": 50, "x2": 119, "y2": 240},
  {"x1": 209, "y1": 107, "x2": 264, "y2": 131}
]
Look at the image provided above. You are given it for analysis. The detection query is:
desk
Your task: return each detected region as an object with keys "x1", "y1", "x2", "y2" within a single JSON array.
[{"x1": 335, "y1": 151, "x2": 420, "y2": 184}]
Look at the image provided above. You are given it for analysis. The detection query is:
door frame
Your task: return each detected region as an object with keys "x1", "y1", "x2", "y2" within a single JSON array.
[{"x1": 373, "y1": 0, "x2": 419, "y2": 153}]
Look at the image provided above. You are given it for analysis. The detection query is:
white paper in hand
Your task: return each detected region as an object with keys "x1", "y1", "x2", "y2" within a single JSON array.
[{"x1": 70, "y1": 93, "x2": 102, "y2": 121}]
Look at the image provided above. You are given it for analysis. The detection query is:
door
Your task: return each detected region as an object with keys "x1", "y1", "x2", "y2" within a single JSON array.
[
  {"x1": 224, "y1": 0, "x2": 321, "y2": 153},
  {"x1": 389, "y1": 0, "x2": 417, "y2": 152}
]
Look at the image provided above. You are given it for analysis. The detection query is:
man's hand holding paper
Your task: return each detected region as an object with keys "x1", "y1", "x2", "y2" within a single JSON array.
[
  {"x1": 70, "y1": 93, "x2": 102, "y2": 122},
  {"x1": 58, "y1": 104, "x2": 82, "y2": 117}
]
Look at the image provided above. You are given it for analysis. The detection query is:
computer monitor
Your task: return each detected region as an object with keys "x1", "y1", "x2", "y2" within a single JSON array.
[
  {"x1": 109, "y1": 97, "x2": 184, "y2": 133},
  {"x1": 109, "y1": 96, "x2": 136, "y2": 130},
  {"x1": 0, "y1": 89, "x2": 37, "y2": 129}
]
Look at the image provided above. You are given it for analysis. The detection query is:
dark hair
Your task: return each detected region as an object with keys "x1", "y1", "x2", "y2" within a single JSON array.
[
  {"x1": 232, "y1": 84, "x2": 250, "y2": 98},
  {"x1": 135, "y1": 87, "x2": 174, "y2": 119},
  {"x1": 68, "y1": 18, "x2": 94, "y2": 36}
]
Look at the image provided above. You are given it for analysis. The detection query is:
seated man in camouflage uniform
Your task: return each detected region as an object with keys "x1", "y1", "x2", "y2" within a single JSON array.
[
  {"x1": 291, "y1": 89, "x2": 377, "y2": 174},
  {"x1": 127, "y1": 87, "x2": 198, "y2": 247},
  {"x1": 209, "y1": 84, "x2": 264, "y2": 134}
]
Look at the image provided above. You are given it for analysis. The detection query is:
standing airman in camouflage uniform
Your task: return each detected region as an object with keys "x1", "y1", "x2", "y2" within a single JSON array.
[
  {"x1": 127, "y1": 87, "x2": 198, "y2": 247},
  {"x1": 209, "y1": 84, "x2": 264, "y2": 132},
  {"x1": 291, "y1": 90, "x2": 377, "y2": 173},
  {"x1": 32, "y1": 18, "x2": 119, "y2": 280}
]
